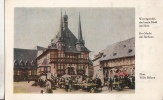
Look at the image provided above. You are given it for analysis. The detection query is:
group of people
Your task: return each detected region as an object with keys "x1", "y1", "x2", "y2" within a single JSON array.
[
  {"x1": 103, "y1": 75, "x2": 135, "y2": 91},
  {"x1": 35, "y1": 75, "x2": 103, "y2": 92},
  {"x1": 35, "y1": 74, "x2": 135, "y2": 93}
]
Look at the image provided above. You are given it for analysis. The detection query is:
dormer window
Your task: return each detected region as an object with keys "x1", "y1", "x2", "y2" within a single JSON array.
[
  {"x1": 19, "y1": 60, "x2": 24, "y2": 66},
  {"x1": 113, "y1": 53, "x2": 117, "y2": 56},
  {"x1": 129, "y1": 49, "x2": 132, "y2": 53},
  {"x1": 14, "y1": 60, "x2": 18, "y2": 66},
  {"x1": 31, "y1": 60, "x2": 35, "y2": 66},
  {"x1": 25, "y1": 61, "x2": 30, "y2": 66}
]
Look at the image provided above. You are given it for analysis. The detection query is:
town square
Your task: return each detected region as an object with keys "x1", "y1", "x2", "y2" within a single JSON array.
[
  {"x1": 14, "y1": 8, "x2": 135, "y2": 94},
  {"x1": 14, "y1": 80, "x2": 135, "y2": 93}
]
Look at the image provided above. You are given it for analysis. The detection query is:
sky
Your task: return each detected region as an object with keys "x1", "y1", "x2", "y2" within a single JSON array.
[{"x1": 14, "y1": 8, "x2": 135, "y2": 59}]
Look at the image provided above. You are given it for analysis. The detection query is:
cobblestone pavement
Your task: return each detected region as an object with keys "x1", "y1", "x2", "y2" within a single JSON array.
[{"x1": 14, "y1": 81, "x2": 135, "y2": 94}]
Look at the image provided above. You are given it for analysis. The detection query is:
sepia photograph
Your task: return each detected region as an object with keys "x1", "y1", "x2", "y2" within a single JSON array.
[{"x1": 14, "y1": 7, "x2": 135, "y2": 94}]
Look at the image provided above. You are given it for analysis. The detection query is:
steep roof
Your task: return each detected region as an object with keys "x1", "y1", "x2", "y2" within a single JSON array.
[
  {"x1": 46, "y1": 12, "x2": 90, "y2": 53},
  {"x1": 34, "y1": 46, "x2": 47, "y2": 51},
  {"x1": 37, "y1": 50, "x2": 44, "y2": 57},
  {"x1": 99, "y1": 37, "x2": 135, "y2": 61},
  {"x1": 14, "y1": 48, "x2": 37, "y2": 61},
  {"x1": 49, "y1": 27, "x2": 90, "y2": 53},
  {"x1": 14, "y1": 48, "x2": 38, "y2": 67}
]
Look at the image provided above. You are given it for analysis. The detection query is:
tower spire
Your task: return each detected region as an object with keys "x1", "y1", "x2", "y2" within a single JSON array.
[
  {"x1": 76, "y1": 12, "x2": 86, "y2": 51},
  {"x1": 78, "y1": 12, "x2": 84, "y2": 43},
  {"x1": 59, "y1": 9, "x2": 64, "y2": 40},
  {"x1": 63, "y1": 11, "x2": 68, "y2": 28}
]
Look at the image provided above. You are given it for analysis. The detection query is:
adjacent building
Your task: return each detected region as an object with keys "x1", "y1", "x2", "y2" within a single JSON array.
[
  {"x1": 93, "y1": 37, "x2": 135, "y2": 82},
  {"x1": 14, "y1": 46, "x2": 46, "y2": 81}
]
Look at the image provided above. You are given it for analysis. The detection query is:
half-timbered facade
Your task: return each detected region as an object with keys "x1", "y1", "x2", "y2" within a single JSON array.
[{"x1": 36, "y1": 10, "x2": 90, "y2": 77}]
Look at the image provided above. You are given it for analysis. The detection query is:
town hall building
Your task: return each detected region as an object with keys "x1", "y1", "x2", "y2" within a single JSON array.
[{"x1": 36, "y1": 10, "x2": 91, "y2": 77}]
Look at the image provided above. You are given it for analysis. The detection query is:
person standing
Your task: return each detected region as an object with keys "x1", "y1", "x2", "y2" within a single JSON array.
[
  {"x1": 107, "y1": 78, "x2": 110, "y2": 91},
  {"x1": 96, "y1": 78, "x2": 102, "y2": 91},
  {"x1": 65, "y1": 79, "x2": 69, "y2": 92},
  {"x1": 69, "y1": 78, "x2": 73, "y2": 92},
  {"x1": 28, "y1": 78, "x2": 30, "y2": 83},
  {"x1": 109, "y1": 77, "x2": 113, "y2": 92}
]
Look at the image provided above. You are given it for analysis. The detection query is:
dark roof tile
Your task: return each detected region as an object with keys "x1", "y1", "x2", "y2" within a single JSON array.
[{"x1": 99, "y1": 37, "x2": 135, "y2": 61}]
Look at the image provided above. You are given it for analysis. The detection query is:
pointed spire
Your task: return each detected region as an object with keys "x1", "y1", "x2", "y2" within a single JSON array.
[
  {"x1": 78, "y1": 12, "x2": 84, "y2": 43},
  {"x1": 59, "y1": 9, "x2": 64, "y2": 40}
]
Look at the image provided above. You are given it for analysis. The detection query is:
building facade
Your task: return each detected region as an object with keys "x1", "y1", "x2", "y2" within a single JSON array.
[
  {"x1": 93, "y1": 38, "x2": 135, "y2": 82},
  {"x1": 36, "y1": 11, "x2": 90, "y2": 77}
]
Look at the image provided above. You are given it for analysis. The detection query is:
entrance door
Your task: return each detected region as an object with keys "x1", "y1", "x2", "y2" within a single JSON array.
[{"x1": 68, "y1": 67, "x2": 74, "y2": 75}]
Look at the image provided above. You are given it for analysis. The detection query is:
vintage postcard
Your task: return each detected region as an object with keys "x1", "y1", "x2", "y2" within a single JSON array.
[
  {"x1": 13, "y1": 7, "x2": 135, "y2": 94},
  {"x1": 5, "y1": 0, "x2": 163, "y2": 100}
]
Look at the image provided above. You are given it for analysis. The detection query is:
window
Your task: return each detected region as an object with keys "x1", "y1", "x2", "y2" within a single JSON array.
[
  {"x1": 104, "y1": 63, "x2": 107, "y2": 66},
  {"x1": 58, "y1": 51, "x2": 64, "y2": 58},
  {"x1": 31, "y1": 60, "x2": 35, "y2": 66},
  {"x1": 129, "y1": 49, "x2": 132, "y2": 53},
  {"x1": 14, "y1": 60, "x2": 18, "y2": 66},
  {"x1": 51, "y1": 50, "x2": 58, "y2": 59},
  {"x1": 44, "y1": 67, "x2": 48, "y2": 72},
  {"x1": 61, "y1": 66, "x2": 63, "y2": 69},
  {"x1": 17, "y1": 70, "x2": 19, "y2": 75},
  {"x1": 78, "y1": 66, "x2": 80, "y2": 70},
  {"x1": 81, "y1": 54, "x2": 84, "y2": 58},
  {"x1": 58, "y1": 64, "x2": 64, "y2": 70},
  {"x1": 28, "y1": 70, "x2": 31, "y2": 75},
  {"x1": 78, "y1": 65, "x2": 83, "y2": 70},
  {"x1": 25, "y1": 61, "x2": 30, "y2": 66},
  {"x1": 113, "y1": 53, "x2": 117, "y2": 56},
  {"x1": 48, "y1": 67, "x2": 50, "y2": 71},
  {"x1": 61, "y1": 54, "x2": 64, "y2": 58},
  {"x1": 14, "y1": 62, "x2": 18, "y2": 66},
  {"x1": 14, "y1": 70, "x2": 17, "y2": 75},
  {"x1": 19, "y1": 60, "x2": 24, "y2": 66},
  {"x1": 78, "y1": 55, "x2": 80, "y2": 58}
]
